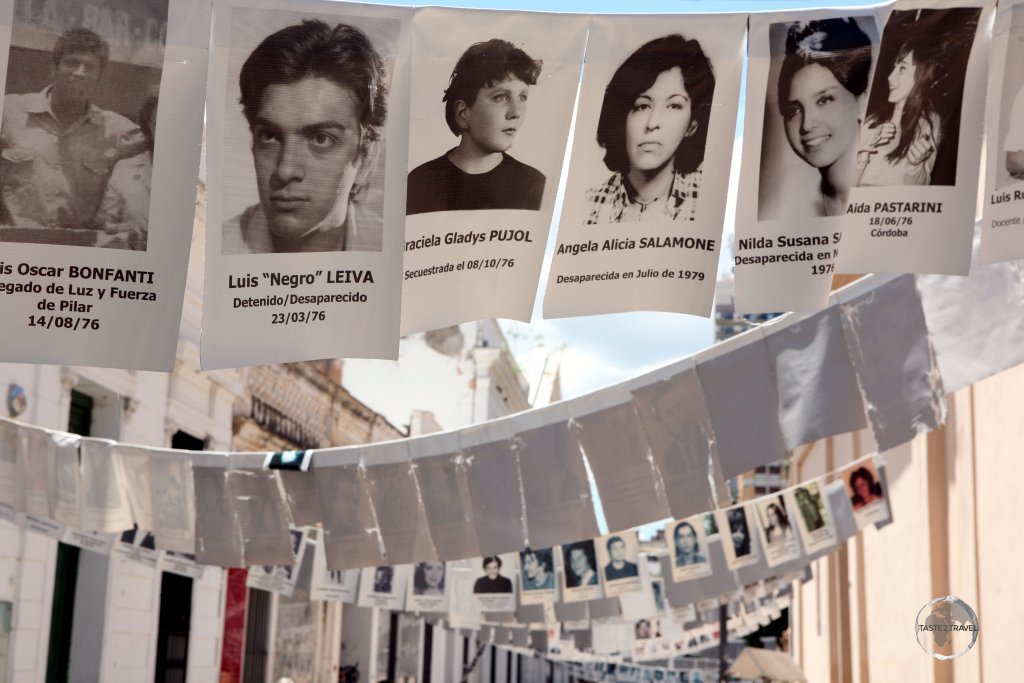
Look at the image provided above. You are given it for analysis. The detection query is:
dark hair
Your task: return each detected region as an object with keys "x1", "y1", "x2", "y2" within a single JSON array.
[
  {"x1": 849, "y1": 466, "x2": 882, "y2": 506},
  {"x1": 373, "y1": 565, "x2": 393, "y2": 592},
  {"x1": 865, "y1": 35, "x2": 942, "y2": 163},
  {"x1": 520, "y1": 547, "x2": 552, "y2": 573},
  {"x1": 482, "y1": 555, "x2": 502, "y2": 570},
  {"x1": 596, "y1": 34, "x2": 715, "y2": 176},
  {"x1": 53, "y1": 27, "x2": 110, "y2": 71},
  {"x1": 413, "y1": 561, "x2": 446, "y2": 592},
  {"x1": 606, "y1": 535, "x2": 625, "y2": 552},
  {"x1": 443, "y1": 38, "x2": 542, "y2": 137},
  {"x1": 139, "y1": 95, "x2": 158, "y2": 153},
  {"x1": 765, "y1": 501, "x2": 791, "y2": 531},
  {"x1": 777, "y1": 18, "x2": 873, "y2": 115},
  {"x1": 673, "y1": 521, "x2": 701, "y2": 560},
  {"x1": 239, "y1": 20, "x2": 388, "y2": 150}
]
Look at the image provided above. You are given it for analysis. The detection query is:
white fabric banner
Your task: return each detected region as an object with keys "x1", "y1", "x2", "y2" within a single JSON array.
[
  {"x1": 734, "y1": 10, "x2": 881, "y2": 312},
  {"x1": 543, "y1": 13, "x2": 746, "y2": 319},
  {"x1": 0, "y1": 0, "x2": 210, "y2": 370},
  {"x1": 401, "y1": 7, "x2": 588, "y2": 334},
  {"x1": 363, "y1": 440, "x2": 438, "y2": 565},
  {"x1": 513, "y1": 406, "x2": 599, "y2": 551},
  {"x1": 201, "y1": 0, "x2": 412, "y2": 368},
  {"x1": 837, "y1": 0, "x2": 993, "y2": 275},
  {"x1": 630, "y1": 362, "x2": 728, "y2": 520},
  {"x1": 981, "y1": 0, "x2": 1024, "y2": 263},
  {"x1": 80, "y1": 437, "x2": 133, "y2": 533},
  {"x1": 461, "y1": 421, "x2": 527, "y2": 557},
  {"x1": 695, "y1": 330, "x2": 790, "y2": 479},
  {"x1": 765, "y1": 307, "x2": 867, "y2": 449},
  {"x1": 917, "y1": 260, "x2": 1024, "y2": 393},
  {"x1": 840, "y1": 274, "x2": 945, "y2": 451},
  {"x1": 16, "y1": 425, "x2": 54, "y2": 518},
  {"x1": 570, "y1": 388, "x2": 671, "y2": 532},
  {"x1": 150, "y1": 449, "x2": 196, "y2": 553},
  {"x1": 314, "y1": 447, "x2": 385, "y2": 570},
  {"x1": 48, "y1": 432, "x2": 82, "y2": 528},
  {"x1": 408, "y1": 432, "x2": 481, "y2": 561},
  {"x1": 193, "y1": 453, "x2": 244, "y2": 567}
]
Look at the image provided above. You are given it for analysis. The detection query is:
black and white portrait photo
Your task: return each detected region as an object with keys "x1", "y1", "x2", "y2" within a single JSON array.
[
  {"x1": 406, "y1": 38, "x2": 545, "y2": 214},
  {"x1": 666, "y1": 516, "x2": 712, "y2": 582},
  {"x1": 561, "y1": 540, "x2": 599, "y2": 589},
  {"x1": 518, "y1": 547, "x2": 556, "y2": 593},
  {"x1": 582, "y1": 34, "x2": 714, "y2": 225},
  {"x1": 758, "y1": 17, "x2": 876, "y2": 220},
  {"x1": 717, "y1": 504, "x2": 759, "y2": 570},
  {"x1": 371, "y1": 565, "x2": 395, "y2": 594},
  {"x1": 855, "y1": 8, "x2": 980, "y2": 187},
  {"x1": 472, "y1": 555, "x2": 513, "y2": 594},
  {"x1": 220, "y1": 8, "x2": 399, "y2": 254},
  {"x1": 754, "y1": 493, "x2": 802, "y2": 566},
  {"x1": 786, "y1": 479, "x2": 838, "y2": 554},
  {"x1": 412, "y1": 560, "x2": 446, "y2": 596},
  {"x1": 596, "y1": 531, "x2": 642, "y2": 597},
  {"x1": 0, "y1": 0, "x2": 167, "y2": 250},
  {"x1": 997, "y1": 5, "x2": 1024, "y2": 188}
]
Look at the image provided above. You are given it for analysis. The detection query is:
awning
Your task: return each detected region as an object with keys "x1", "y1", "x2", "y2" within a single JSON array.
[{"x1": 727, "y1": 647, "x2": 807, "y2": 682}]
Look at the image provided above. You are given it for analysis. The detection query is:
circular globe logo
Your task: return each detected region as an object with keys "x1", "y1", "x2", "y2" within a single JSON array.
[{"x1": 915, "y1": 596, "x2": 979, "y2": 660}]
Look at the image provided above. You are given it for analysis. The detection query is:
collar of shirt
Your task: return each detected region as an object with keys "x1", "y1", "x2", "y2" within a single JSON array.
[
  {"x1": 601, "y1": 167, "x2": 699, "y2": 222},
  {"x1": 242, "y1": 203, "x2": 355, "y2": 253},
  {"x1": 24, "y1": 86, "x2": 106, "y2": 134}
]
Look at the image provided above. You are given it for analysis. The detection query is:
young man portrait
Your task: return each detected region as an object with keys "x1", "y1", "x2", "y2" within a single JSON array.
[
  {"x1": 603, "y1": 534, "x2": 639, "y2": 581},
  {"x1": 0, "y1": 28, "x2": 147, "y2": 244},
  {"x1": 406, "y1": 38, "x2": 546, "y2": 214},
  {"x1": 223, "y1": 19, "x2": 388, "y2": 254}
]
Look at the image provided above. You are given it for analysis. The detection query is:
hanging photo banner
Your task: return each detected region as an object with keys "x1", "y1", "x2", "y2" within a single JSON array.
[
  {"x1": 596, "y1": 531, "x2": 642, "y2": 598},
  {"x1": 226, "y1": 457, "x2": 294, "y2": 567},
  {"x1": 49, "y1": 432, "x2": 82, "y2": 528},
  {"x1": 400, "y1": 7, "x2": 588, "y2": 334},
  {"x1": 192, "y1": 453, "x2": 244, "y2": 568},
  {"x1": 665, "y1": 516, "x2": 713, "y2": 583},
  {"x1": 79, "y1": 437, "x2": 133, "y2": 533},
  {"x1": 560, "y1": 539, "x2": 603, "y2": 603},
  {"x1": 16, "y1": 425, "x2": 56, "y2": 518},
  {"x1": 461, "y1": 421, "x2": 527, "y2": 557},
  {"x1": 471, "y1": 553, "x2": 518, "y2": 612},
  {"x1": 201, "y1": 0, "x2": 412, "y2": 368},
  {"x1": 517, "y1": 546, "x2": 558, "y2": 605},
  {"x1": 751, "y1": 493, "x2": 803, "y2": 568},
  {"x1": 838, "y1": 456, "x2": 891, "y2": 529},
  {"x1": 734, "y1": 10, "x2": 881, "y2": 312},
  {"x1": 362, "y1": 440, "x2": 438, "y2": 565},
  {"x1": 784, "y1": 479, "x2": 838, "y2": 554},
  {"x1": 543, "y1": 13, "x2": 745, "y2": 320},
  {"x1": 407, "y1": 560, "x2": 450, "y2": 613},
  {"x1": 408, "y1": 432, "x2": 481, "y2": 561},
  {"x1": 716, "y1": 503, "x2": 761, "y2": 571},
  {"x1": 314, "y1": 447, "x2": 385, "y2": 570},
  {"x1": 836, "y1": 0, "x2": 992, "y2": 275},
  {"x1": 310, "y1": 538, "x2": 360, "y2": 603},
  {"x1": 0, "y1": 0, "x2": 209, "y2": 370},
  {"x1": 358, "y1": 564, "x2": 409, "y2": 610},
  {"x1": 246, "y1": 529, "x2": 307, "y2": 596},
  {"x1": 980, "y1": 0, "x2": 1024, "y2": 264}
]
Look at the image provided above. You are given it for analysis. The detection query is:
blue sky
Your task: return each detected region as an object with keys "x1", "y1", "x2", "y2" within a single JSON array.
[{"x1": 375, "y1": 0, "x2": 880, "y2": 398}]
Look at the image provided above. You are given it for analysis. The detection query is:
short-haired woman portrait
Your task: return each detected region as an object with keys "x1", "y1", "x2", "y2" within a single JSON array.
[
  {"x1": 472, "y1": 555, "x2": 513, "y2": 594},
  {"x1": 584, "y1": 34, "x2": 715, "y2": 224},
  {"x1": 406, "y1": 38, "x2": 545, "y2": 214},
  {"x1": 759, "y1": 17, "x2": 873, "y2": 219}
]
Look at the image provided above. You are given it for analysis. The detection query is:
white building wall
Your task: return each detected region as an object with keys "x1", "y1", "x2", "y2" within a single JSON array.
[{"x1": 187, "y1": 567, "x2": 227, "y2": 683}]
